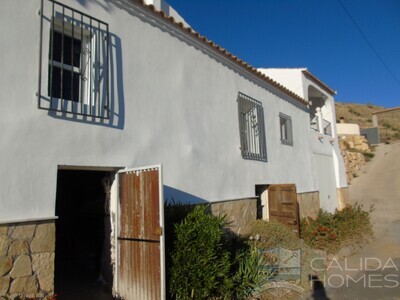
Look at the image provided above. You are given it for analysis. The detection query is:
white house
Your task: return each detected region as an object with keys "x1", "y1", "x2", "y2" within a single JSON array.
[
  {"x1": 259, "y1": 68, "x2": 348, "y2": 213},
  {"x1": 0, "y1": 1, "x2": 347, "y2": 299}
]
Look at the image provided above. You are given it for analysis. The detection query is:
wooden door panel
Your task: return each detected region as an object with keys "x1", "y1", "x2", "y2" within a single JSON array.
[{"x1": 268, "y1": 184, "x2": 299, "y2": 236}]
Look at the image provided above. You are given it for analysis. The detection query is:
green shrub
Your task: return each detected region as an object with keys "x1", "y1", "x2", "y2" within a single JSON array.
[
  {"x1": 300, "y1": 204, "x2": 374, "y2": 253},
  {"x1": 169, "y1": 206, "x2": 272, "y2": 299},
  {"x1": 334, "y1": 204, "x2": 374, "y2": 243},
  {"x1": 170, "y1": 205, "x2": 232, "y2": 299},
  {"x1": 300, "y1": 211, "x2": 340, "y2": 253},
  {"x1": 164, "y1": 199, "x2": 194, "y2": 257},
  {"x1": 164, "y1": 199, "x2": 195, "y2": 298},
  {"x1": 231, "y1": 243, "x2": 274, "y2": 299}
]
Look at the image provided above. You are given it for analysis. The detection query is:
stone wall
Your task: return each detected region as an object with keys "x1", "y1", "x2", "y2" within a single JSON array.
[
  {"x1": 210, "y1": 198, "x2": 258, "y2": 236},
  {"x1": 337, "y1": 187, "x2": 350, "y2": 210},
  {"x1": 0, "y1": 220, "x2": 55, "y2": 299},
  {"x1": 339, "y1": 135, "x2": 371, "y2": 184},
  {"x1": 297, "y1": 191, "x2": 320, "y2": 220}
]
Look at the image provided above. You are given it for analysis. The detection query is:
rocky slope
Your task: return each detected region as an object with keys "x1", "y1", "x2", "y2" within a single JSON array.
[
  {"x1": 335, "y1": 102, "x2": 400, "y2": 141},
  {"x1": 339, "y1": 135, "x2": 372, "y2": 184}
]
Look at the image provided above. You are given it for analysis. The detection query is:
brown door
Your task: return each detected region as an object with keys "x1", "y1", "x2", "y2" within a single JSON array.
[
  {"x1": 268, "y1": 184, "x2": 300, "y2": 236},
  {"x1": 118, "y1": 166, "x2": 164, "y2": 300}
]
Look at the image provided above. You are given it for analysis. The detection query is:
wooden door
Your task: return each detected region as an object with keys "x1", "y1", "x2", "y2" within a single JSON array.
[
  {"x1": 268, "y1": 184, "x2": 300, "y2": 236},
  {"x1": 117, "y1": 166, "x2": 164, "y2": 300}
]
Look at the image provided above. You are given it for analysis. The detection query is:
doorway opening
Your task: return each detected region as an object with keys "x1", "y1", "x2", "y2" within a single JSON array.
[
  {"x1": 55, "y1": 169, "x2": 114, "y2": 299},
  {"x1": 255, "y1": 185, "x2": 269, "y2": 220}
]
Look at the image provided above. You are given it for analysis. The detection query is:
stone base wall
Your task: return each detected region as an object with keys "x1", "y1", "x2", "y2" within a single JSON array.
[
  {"x1": 297, "y1": 191, "x2": 320, "y2": 220},
  {"x1": 210, "y1": 198, "x2": 257, "y2": 236},
  {"x1": 0, "y1": 220, "x2": 55, "y2": 299},
  {"x1": 337, "y1": 187, "x2": 350, "y2": 210}
]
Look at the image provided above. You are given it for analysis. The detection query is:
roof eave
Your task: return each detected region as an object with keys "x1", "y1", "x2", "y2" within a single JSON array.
[{"x1": 302, "y1": 70, "x2": 336, "y2": 96}]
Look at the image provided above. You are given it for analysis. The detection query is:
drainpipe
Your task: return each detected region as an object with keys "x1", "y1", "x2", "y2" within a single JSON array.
[{"x1": 316, "y1": 107, "x2": 324, "y2": 134}]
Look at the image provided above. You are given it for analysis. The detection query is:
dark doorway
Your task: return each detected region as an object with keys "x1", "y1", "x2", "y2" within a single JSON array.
[
  {"x1": 55, "y1": 170, "x2": 113, "y2": 300},
  {"x1": 255, "y1": 185, "x2": 269, "y2": 220}
]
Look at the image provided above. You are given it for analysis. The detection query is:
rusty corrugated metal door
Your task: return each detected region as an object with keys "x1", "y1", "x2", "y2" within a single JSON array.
[
  {"x1": 268, "y1": 184, "x2": 300, "y2": 237},
  {"x1": 117, "y1": 166, "x2": 164, "y2": 300}
]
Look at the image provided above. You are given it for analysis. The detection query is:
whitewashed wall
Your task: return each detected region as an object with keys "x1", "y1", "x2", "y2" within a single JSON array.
[
  {"x1": 337, "y1": 123, "x2": 361, "y2": 135},
  {"x1": 1, "y1": 0, "x2": 317, "y2": 221},
  {"x1": 259, "y1": 68, "x2": 348, "y2": 212},
  {"x1": 259, "y1": 68, "x2": 305, "y2": 99}
]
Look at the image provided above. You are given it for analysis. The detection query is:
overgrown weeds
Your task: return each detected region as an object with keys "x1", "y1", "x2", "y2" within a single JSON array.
[
  {"x1": 249, "y1": 220, "x2": 301, "y2": 250},
  {"x1": 300, "y1": 203, "x2": 374, "y2": 253},
  {"x1": 248, "y1": 220, "x2": 322, "y2": 294}
]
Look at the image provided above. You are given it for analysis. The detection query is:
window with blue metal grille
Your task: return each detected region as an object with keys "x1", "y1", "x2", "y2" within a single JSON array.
[
  {"x1": 237, "y1": 92, "x2": 267, "y2": 161},
  {"x1": 280, "y1": 113, "x2": 293, "y2": 146},
  {"x1": 38, "y1": 0, "x2": 109, "y2": 118}
]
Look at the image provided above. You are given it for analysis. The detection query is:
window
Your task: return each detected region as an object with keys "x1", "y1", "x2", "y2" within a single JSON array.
[
  {"x1": 237, "y1": 92, "x2": 267, "y2": 161},
  {"x1": 280, "y1": 113, "x2": 293, "y2": 146},
  {"x1": 49, "y1": 24, "x2": 83, "y2": 103},
  {"x1": 38, "y1": 0, "x2": 109, "y2": 118}
]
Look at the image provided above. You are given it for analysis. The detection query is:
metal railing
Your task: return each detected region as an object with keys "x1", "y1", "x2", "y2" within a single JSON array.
[
  {"x1": 38, "y1": 0, "x2": 109, "y2": 118},
  {"x1": 310, "y1": 114, "x2": 332, "y2": 136},
  {"x1": 310, "y1": 115, "x2": 319, "y2": 132},
  {"x1": 323, "y1": 119, "x2": 332, "y2": 136}
]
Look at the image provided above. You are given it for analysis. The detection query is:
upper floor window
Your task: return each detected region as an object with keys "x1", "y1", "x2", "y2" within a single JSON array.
[
  {"x1": 237, "y1": 92, "x2": 267, "y2": 162},
  {"x1": 38, "y1": 0, "x2": 110, "y2": 118},
  {"x1": 49, "y1": 22, "x2": 84, "y2": 103},
  {"x1": 280, "y1": 113, "x2": 293, "y2": 146}
]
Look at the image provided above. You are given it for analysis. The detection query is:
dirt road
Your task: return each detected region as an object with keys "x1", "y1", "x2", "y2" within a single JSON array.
[{"x1": 322, "y1": 141, "x2": 400, "y2": 299}]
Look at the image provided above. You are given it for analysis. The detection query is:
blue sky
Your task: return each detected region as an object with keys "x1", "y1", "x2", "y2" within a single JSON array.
[{"x1": 167, "y1": 0, "x2": 400, "y2": 108}]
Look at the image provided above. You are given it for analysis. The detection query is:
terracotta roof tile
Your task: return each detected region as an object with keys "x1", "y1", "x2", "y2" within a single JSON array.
[
  {"x1": 136, "y1": 0, "x2": 308, "y2": 106},
  {"x1": 302, "y1": 70, "x2": 336, "y2": 95}
]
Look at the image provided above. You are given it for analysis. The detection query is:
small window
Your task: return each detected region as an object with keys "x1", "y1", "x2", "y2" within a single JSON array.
[
  {"x1": 237, "y1": 92, "x2": 267, "y2": 161},
  {"x1": 280, "y1": 113, "x2": 293, "y2": 146}
]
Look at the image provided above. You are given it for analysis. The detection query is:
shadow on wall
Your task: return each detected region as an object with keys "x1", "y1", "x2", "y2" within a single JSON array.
[
  {"x1": 47, "y1": 32, "x2": 125, "y2": 129},
  {"x1": 76, "y1": 0, "x2": 114, "y2": 12},
  {"x1": 164, "y1": 185, "x2": 208, "y2": 205}
]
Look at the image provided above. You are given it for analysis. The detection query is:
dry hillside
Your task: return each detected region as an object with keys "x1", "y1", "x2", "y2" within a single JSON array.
[{"x1": 335, "y1": 102, "x2": 400, "y2": 141}]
